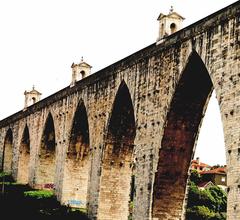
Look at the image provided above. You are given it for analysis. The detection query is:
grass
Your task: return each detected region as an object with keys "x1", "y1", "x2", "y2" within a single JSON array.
[
  {"x1": 0, "y1": 172, "x2": 90, "y2": 219},
  {"x1": 24, "y1": 190, "x2": 54, "y2": 199}
]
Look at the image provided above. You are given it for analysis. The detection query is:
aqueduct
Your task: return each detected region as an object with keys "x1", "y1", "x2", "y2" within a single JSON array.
[{"x1": 0, "y1": 2, "x2": 239, "y2": 219}]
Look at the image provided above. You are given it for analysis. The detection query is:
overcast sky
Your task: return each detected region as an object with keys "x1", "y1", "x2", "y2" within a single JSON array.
[{"x1": 0, "y1": 0, "x2": 237, "y2": 165}]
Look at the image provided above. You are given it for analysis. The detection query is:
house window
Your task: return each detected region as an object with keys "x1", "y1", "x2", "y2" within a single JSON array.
[
  {"x1": 221, "y1": 177, "x2": 226, "y2": 182},
  {"x1": 170, "y1": 23, "x2": 177, "y2": 34}
]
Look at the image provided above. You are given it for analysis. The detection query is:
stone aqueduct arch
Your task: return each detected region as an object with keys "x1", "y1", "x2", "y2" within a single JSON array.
[
  {"x1": 0, "y1": 2, "x2": 239, "y2": 220},
  {"x1": 97, "y1": 81, "x2": 136, "y2": 220},
  {"x1": 34, "y1": 112, "x2": 56, "y2": 188},
  {"x1": 61, "y1": 100, "x2": 91, "y2": 208},
  {"x1": 152, "y1": 50, "x2": 214, "y2": 219}
]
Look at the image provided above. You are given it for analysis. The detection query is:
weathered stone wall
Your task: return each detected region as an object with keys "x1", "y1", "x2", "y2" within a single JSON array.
[{"x1": 0, "y1": 2, "x2": 239, "y2": 220}]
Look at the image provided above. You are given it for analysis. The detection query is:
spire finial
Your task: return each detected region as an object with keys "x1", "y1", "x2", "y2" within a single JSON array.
[
  {"x1": 170, "y1": 6, "x2": 174, "y2": 13},
  {"x1": 32, "y1": 84, "x2": 35, "y2": 90},
  {"x1": 81, "y1": 56, "x2": 83, "y2": 62}
]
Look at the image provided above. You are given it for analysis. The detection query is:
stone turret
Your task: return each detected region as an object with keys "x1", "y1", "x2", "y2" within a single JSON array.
[
  {"x1": 24, "y1": 85, "x2": 41, "y2": 109},
  {"x1": 70, "y1": 57, "x2": 92, "y2": 86},
  {"x1": 157, "y1": 6, "x2": 185, "y2": 43}
]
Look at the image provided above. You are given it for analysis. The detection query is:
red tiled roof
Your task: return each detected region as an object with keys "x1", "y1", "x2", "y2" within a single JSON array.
[
  {"x1": 198, "y1": 181, "x2": 214, "y2": 188},
  {"x1": 191, "y1": 160, "x2": 211, "y2": 168},
  {"x1": 200, "y1": 167, "x2": 226, "y2": 175}
]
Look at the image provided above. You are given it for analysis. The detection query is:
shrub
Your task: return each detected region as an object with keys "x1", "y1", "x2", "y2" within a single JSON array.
[
  {"x1": 0, "y1": 172, "x2": 14, "y2": 182},
  {"x1": 190, "y1": 169, "x2": 202, "y2": 184},
  {"x1": 186, "y1": 206, "x2": 215, "y2": 220}
]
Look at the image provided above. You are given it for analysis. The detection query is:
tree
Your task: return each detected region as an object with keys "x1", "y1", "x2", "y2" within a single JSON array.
[
  {"x1": 207, "y1": 186, "x2": 227, "y2": 212},
  {"x1": 186, "y1": 171, "x2": 227, "y2": 220},
  {"x1": 187, "y1": 182, "x2": 216, "y2": 210},
  {"x1": 190, "y1": 169, "x2": 202, "y2": 184},
  {"x1": 186, "y1": 206, "x2": 215, "y2": 220}
]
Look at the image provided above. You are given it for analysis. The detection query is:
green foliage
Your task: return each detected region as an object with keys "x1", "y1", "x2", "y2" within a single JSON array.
[
  {"x1": 0, "y1": 182, "x2": 26, "y2": 186},
  {"x1": 211, "y1": 165, "x2": 221, "y2": 169},
  {"x1": 186, "y1": 180, "x2": 227, "y2": 220},
  {"x1": 209, "y1": 186, "x2": 227, "y2": 214},
  {"x1": 129, "y1": 201, "x2": 134, "y2": 209},
  {"x1": 78, "y1": 208, "x2": 87, "y2": 213},
  {"x1": 0, "y1": 171, "x2": 9, "y2": 177},
  {"x1": 0, "y1": 171, "x2": 14, "y2": 182},
  {"x1": 211, "y1": 165, "x2": 225, "y2": 170},
  {"x1": 24, "y1": 190, "x2": 54, "y2": 199},
  {"x1": 190, "y1": 169, "x2": 202, "y2": 184},
  {"x1": 188, "y1": 181, "x2": 216, "y2": 210},
  {"x1": 128, "y1": 201, "x2": 134, "y2": 220},
  {"x1": 187, "y1": 206, "x2": 226, "y2": 220},
  {"x1": 186, "y1": 206, "x2": 215, "y2": 220}
]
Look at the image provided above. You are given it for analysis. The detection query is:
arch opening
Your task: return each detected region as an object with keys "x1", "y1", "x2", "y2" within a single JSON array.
[
  {"x1": 35, "y1": 113, "x2": 56, "y2": 189},
  {"x1": 170, "y1": 23, "x2": 177, "y2": 34},
  {"x1": 98, "y1": 82, "x2": 136, "y2": 220},
  {"x1": 32, "y1": 97, "x2": 36, "y2": 104},
  {"x1": 18, "y1": 125, "x2": 30, "y2": 184},
  {"x1": 161, "y1": 23, "x2": 165, "y2": 37},
  {"x1": 2, "y1": 129, "x2": 13, "y2": 173},
  {"x1": 80, "y1": 70, "x2": 86, "y2": 79},
  {"x1": 194, "y1": 90, "x2": 226, "y2": 166},
  {"x1": 62, "y1": 101, "x2": 90, "y2": 208},
  {"x1": 152, "y1": 51, "x2": 216, "y2": 219}
]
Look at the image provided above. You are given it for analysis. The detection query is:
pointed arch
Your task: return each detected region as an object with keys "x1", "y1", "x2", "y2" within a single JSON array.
[
  {"x1": 35, "y1": 112, "x2": 56, "y2": 188},
  {"x1": 152, "y1": 51, "x2": 215, "y2": 219},
  {"x1": 107, "y1": 80, "x2": 136, "y2": 144},
  {"x1": 62, "y1": 100, "x2": 91, "y2": 208},
  {"x1": 98, "y1": 81, "x2": 136, "y2": 220},
  {"x1": 41, "y1": 113, "x2": 56, "y2": 152},
  {"x1": 18, "y1": 125, "x2": 30, "y2": 184},
  {"x1": 2, "y1": 128, "x2": 13, "y2": 173},
  {"x1": 68, "y1": 100, "x2": 89, "y2": 160}
]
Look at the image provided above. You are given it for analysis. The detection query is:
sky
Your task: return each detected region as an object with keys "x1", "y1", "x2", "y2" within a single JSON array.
[{"x1": 0, "y1": 0, "x2": 237, "y2": 165}]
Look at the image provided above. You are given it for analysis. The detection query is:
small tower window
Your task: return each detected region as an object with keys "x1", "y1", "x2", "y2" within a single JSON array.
[
  {"x1": 80, "y1": 70, "x2": 86, "y2": 78},
  {"x1": 170, "y1": 23, "x2": 177, "y2": 34},
  {"x1": 160, "y1": 23, "x2": 165, "y2": 38},
  {"x1": 32, "y1": 97, "x2": 36, "y2": 104}
]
